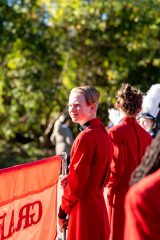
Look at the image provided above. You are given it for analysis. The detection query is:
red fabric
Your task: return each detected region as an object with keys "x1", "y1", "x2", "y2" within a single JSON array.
[
  {"x1": 124, "y1": 169, "x2": 160, "y2": 240},
  {"x1": 0, "y1": 155, "x2": 61, "y2": 240},
  {"x1": 61, "y1": 118, "x2": 113, "y2": 240},
  {"x1": 107, "y1": 117, "x2": 152, "y2": 240}
]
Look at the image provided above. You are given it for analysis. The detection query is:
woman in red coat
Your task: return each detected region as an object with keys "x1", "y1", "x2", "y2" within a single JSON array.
[
  {"x1": 124, "y1": 133, "x2": 160, "y2": 240},
  {"x1": 124, "y1": 169, "x2": 160, "y2": 240},
  {"x1": 107, "y1": 84, "x2": 152, "y2": 240},
  {"x1": 58, "y1": 86, "x2": 113, "y2": 240}
]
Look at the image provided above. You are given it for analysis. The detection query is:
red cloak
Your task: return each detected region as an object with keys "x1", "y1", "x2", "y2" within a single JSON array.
[
  {"x1": 107, "y1": 117, "x2": 152, "y2": 240},
  {"x1": 124, "y1": 169, "x2": 160, "y2": 240},
  {"x1": 61, "y1": 118, "x2": 113, "y2": 240}
]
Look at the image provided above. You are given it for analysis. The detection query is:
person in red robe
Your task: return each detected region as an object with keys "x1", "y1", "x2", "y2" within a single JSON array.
[
  {"x1": 58, "y1": 86, "x2": 113, "y2": 240},
  {"x1": 130, "y1": 132, "x2": 160, "y2": 186},
  {"x1": 124, "y1": 169, "x2": 160, "y2": 240},
  {"x1": 124, "y1": 133, "x2": 160, "y2": 240},
  {"x1": 106, "y1": 83, "x2": 153, "y2": 240}
]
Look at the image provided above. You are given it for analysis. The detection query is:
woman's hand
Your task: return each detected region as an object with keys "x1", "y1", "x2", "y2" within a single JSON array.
[
  {"x1": 59, "y1": 175, "x2": 68, "y2": 189},
  {"x1": 58, "y1": 218, "x2": 68, "y2": 232}
]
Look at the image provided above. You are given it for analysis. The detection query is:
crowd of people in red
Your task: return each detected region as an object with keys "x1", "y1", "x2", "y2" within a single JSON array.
[{"x1": 57, "y1": 84, "x2": 160, "y2": 240}]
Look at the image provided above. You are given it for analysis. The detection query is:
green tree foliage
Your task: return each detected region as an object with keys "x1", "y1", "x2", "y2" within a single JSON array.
[{"x1": 0, "y1": 0, "x2": 160, "y2": 165}]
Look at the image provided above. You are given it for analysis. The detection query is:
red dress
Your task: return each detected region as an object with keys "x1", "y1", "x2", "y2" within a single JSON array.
[
  {"x1": 61, "y1": 118, "x2": 113, "y2": 240},
  {"x1": 124, "y1": 169, "x2": 160, "y2": 240},
  {"x1": 107, "y1": 117, "x2": 152, "y2": 240}
]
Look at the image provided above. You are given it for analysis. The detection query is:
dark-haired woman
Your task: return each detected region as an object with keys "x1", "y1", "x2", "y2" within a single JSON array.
[{"x1": 106, "y1": 84, "x2": 152, "y2": 240}]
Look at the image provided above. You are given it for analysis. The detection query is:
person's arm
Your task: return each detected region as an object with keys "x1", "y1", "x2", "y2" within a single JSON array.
[
  {"x1": 59, "y1": 133, "x2": 94, "y2": 214},
  {"x1": 64, "y1": 128, "x2": 74, "y2": 146},
  {"x1": 107, "y1": 130, "x2": 124, "y2": 205},
  {"x1": 50, "y1": 131, "x2": 56, "y2": 144}
]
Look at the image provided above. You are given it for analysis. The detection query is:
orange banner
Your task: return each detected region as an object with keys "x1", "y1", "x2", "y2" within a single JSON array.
[{"x1": 0, "y1": 155, "x2": 62, "y2": 240}]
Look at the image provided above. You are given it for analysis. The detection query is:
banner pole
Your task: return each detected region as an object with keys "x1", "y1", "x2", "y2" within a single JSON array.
[
  {"x1": 61, "y1": 152, "x2": 68, "y2": 240},
  {"x1": 61, "y1": 152, "x2": 68, "y2": 176}
]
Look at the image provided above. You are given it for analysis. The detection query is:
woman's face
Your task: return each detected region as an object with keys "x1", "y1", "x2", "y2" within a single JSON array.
[{"x1": 138, "y1": 117, "x2": 154, "y2": 132}]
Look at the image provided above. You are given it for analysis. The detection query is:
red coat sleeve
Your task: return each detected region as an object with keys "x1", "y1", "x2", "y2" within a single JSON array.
[
  {"x1": 61, "y1": 133, "x2": 95, "y2": 214},
  {"x1": 107, "y1": 129, "x2": 124, "y2": 188}
]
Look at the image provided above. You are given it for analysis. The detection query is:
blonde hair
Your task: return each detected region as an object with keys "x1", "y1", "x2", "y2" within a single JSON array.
[{"x1": 71, "y1": 86, "x2": 100, "y2": 105}]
